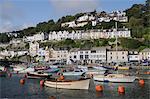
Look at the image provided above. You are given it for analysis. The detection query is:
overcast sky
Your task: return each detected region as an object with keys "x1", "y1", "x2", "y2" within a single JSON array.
[{"x1": 0, "y1": 0, "x2": 145, "y2": 33}]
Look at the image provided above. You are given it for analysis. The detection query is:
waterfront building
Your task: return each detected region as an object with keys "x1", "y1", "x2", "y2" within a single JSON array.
[
  {"x1": 89, "y1": 47, "x2": 108, "y2": 63},
  {"x1": 107, "y1": 48, "x2": 128, "y2": 63},
  {"x1": 49, "y1": 48, "x2": 69, "y2": 63},
  {"x1": 139, "y1": 48, "x2": 150, "y2": 61},
  {"x1": 128, "y1": 50, "x2": 140, "y2": 62}
]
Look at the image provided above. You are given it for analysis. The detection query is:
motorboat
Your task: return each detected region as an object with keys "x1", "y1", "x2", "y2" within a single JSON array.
[
  {"x1": 44, "y1": 68, "x2": 59, "y2": 73},
  {"x1": 44, "y1": 78, "x2": 90, "y2": 90},
  {"x1": 34, "y1": 66, "x2": 50, "y2": 71},
  {"x1": 19, "y1": 67, "x2": 35, "y2": 73},
  {"x1": 93, "y1": 66, "x2": 107, "y2": 71},
  {"x1": 27, "y1": 71, "x2": 51, "y2": 79},
  {"x1": 113, "y1": 66, "x2": 130, "y2": 70},
  {"x1": 86, "y1": 69, "x2": 106, "y2": 75},
  {"x1": 62, "y1": 69, "x2": 85, "y2": 76},
  {"x1": 93, "y1": 74, "x2": 136, "y2": 83},
  {"x1": 13, "y1": 66, "x2": 27, "y2": 72}
]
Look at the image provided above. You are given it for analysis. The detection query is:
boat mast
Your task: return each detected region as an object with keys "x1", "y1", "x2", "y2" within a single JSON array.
[{"x1": 115, "y1": 22, "x2": 118, "y2": 64}]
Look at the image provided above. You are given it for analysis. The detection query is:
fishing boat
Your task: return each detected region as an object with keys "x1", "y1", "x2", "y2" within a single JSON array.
[
  {"x1": 93, "y1": 66, "x2": 107, "y2": 71},
  {"x1": 19, "y1": 67, "x2": 35, "y2": 73},
  {"x1": 34, "y1": 66, "x2": 50, "y2": 71},
  {"x1": 62, "y1": 69, "x2": 85, "y2": 76},
  {"x1": 44, "y1": 78, "x2": 90, "y2": 90},
  {"x1": 0, "y1": 70, "x2": 7, "y2": 77},
  {"x1": 113, "y1": 66, "x2": 130, "y2": 70},
  {"x1": 93, "y1": 74, "x2": 136, "y2": 83},
  {"x1": 27, "y1": 71, "x2": 51, "y2": 79},
  {"x1": 86, "y1": 69, "x2": 106, "y2": 75},
  {"x1": 13, "y1": 66, "x2": 27, "y2": 72}
]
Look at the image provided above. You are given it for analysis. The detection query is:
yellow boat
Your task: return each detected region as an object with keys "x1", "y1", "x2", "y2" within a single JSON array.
[{"x1": 113, "y1": 66, "x2": 130, "y2": 70}]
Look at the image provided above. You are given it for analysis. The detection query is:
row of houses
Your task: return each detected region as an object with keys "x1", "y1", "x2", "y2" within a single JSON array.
[
  {"x1": 28, "y1": 42, "x2": 150, "y2": 64},
  {"x1": 22, "y1": 28, "x2": 131, "y2": 42},
  {"x1": 61, "y1": 11, "x2": 128, "y2": 28}
]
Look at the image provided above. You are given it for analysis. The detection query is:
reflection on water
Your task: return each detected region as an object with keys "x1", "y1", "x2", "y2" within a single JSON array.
[{"x1": 0, "y1": 73, "x2": 150, "y2": 99}]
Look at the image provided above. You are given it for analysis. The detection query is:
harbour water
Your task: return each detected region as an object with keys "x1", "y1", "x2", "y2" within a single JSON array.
[{"x1": 0, "y1": 73, "x2": 149, "y2": 99}]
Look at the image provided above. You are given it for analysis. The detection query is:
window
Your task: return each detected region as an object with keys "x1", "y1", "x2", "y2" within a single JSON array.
[
  {"x1": 74, "y1": 55, "x2": 76, "y2": 59},
  {"x1": 80, "y1": 55, "x2": 83, "y2": 59},
  {"x1": 122, "y1": 56, "x2": 124, "y2": 59},
  {"x1": 85, "y1": 55, "x2": 89, "y2": 59},
  {"x1": 122, "y1": 52, "x2": 124, "y2": 54},
  {"x1": 85, "y1": 51, "x2": 88, "y2": 53},
  {"x1": 110, "y1": 52, "x2": 112, "y2": 55},
  {"x1": 91, "y1": 50, "x2": 96, "y2": 53},
  {"x1": 110, "y1": 56, "x2": 112, "y2": 59},
  {"x1": 80, "y1": 51, "x2": 83, "y2": 54}
]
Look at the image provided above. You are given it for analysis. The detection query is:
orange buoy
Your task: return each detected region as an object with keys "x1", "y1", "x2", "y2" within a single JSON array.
[
  {"x1": 139, "y1": 79, "x2": 145, "y2": 85},
  {"x1": 40, "y1": 80, "x2": 45, "y2": 86},
  {"x1": 95, "y1": 85, "x2": 103, "y2": 92},
  {"x1": 49, "y1": 96, "x2": 56, "y2": 99},
  {"x1": 118, "y1": 85, "x2": 125, "y2": 93},
  {"x1": 59, "y1": 75, "x2": 64, "y2": 80},
  {"x1": 20, "y1": 79, "x2": 25, "y2": 85}
]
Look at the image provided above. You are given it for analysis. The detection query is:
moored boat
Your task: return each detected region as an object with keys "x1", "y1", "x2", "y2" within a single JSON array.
[
  {"x1": 44, "y1": 78, "x2": 90, "y2": 90},
  {"x1": 93, "y1": 74, "x2": 136, "y2": 83},
  {"x1": 93, "y1": 66, "x2": 107, "y2": 71},
  {"x1": 27, "y1": 71, "x2": 51, "y2": 79},
  {"x1": 86, "y1": 70, "x2": 106, "y2": 75},
  {"x1": 63, "y1": 69, "x2": 85, "y2": 76},
  {"x1": 19, "y1": 67, "x2": 35, "y2": 73}
]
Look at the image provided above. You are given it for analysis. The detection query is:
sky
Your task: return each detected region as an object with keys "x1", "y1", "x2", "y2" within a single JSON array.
[{"x1": 0, "y1": 0, "x2": 145, "y2": 33}]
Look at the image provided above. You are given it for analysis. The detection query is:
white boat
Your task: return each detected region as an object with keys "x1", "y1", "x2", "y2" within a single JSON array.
[
  {"x1": 19, "y1": 67, "x2": 35, "y2": 73},
  {"x1": 93, "y1": 66, "x2": 107, "y2": 71},
  {"x1": 13, "y1": 66, "x2": 27, "y2": 72},
  {"x1": 93, "y1": 74, "x2": 136, "y2": 83},
  {"x1": 44, "y1": 78, "x2": 90, "y2": 90},
  {"x1": 86, "y1": 70, "x2": 106, "y2": 75},
  {"x1": 77, "y1": 65, "x2": 88, "y2": 72},
  {"x1": 27, "y1": 71, "x2": 51, "y2": 79},
  {"x1": 63, "y1": 69, "x2": 85, "y2": 76}
]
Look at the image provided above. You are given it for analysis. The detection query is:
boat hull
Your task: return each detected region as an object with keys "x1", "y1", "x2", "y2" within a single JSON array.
[
  {"x1": 93, "y1": 75, "x2": 136, "y2": 83},
  {"x1": 63, "y1": 72, "x2": 85, "y2": 76},
  {"x1": 27, "y1": 72, "x2": 51, "y2": 79},
  {"x1": 44, "y1": 78, "x2": 90, "y2": 90}
]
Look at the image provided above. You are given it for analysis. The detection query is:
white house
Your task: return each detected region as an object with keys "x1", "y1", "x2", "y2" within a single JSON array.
[
  {"x1": 107, "y1": 48, "x2": 128, "y2": 63},
  {"x1": 67, "y1": 48, "x2": 91, "y2": 65},
  {"x1": 49, "y1": 48, "x2": 69, "y2": 62},
  {"x1": 61, "y1": 21, "x2": 76, "y2": 27},
  {"x1": 29, "y1": 42, "x2": 39, "y2": 57},
  {"x1": 139, "y1": 48, "x2": 150, "y2": 61},
  {"x1": 89, "y1": 47, "x2": 108, "y2": 63},
  {"x1": 24, "y1": 32, "x2": 44, "y2": 42},
  {"x1": 128, "y1": 51, "x2": 140, "y2": 62}
]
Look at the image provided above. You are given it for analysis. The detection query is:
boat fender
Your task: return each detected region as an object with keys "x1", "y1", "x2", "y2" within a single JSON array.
[
  {"x1": 118, "y1": 85, "x2": 125, "y2": 94},
  {"x1": 95, "y1": 85, "x2": 103, "y2": 92},
  {"x1": 40, "y1": 80, "x2": 45, "y2": 86},
  {"x1": 20, "y1": 79, "x2": 25, "y2": 85}
]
